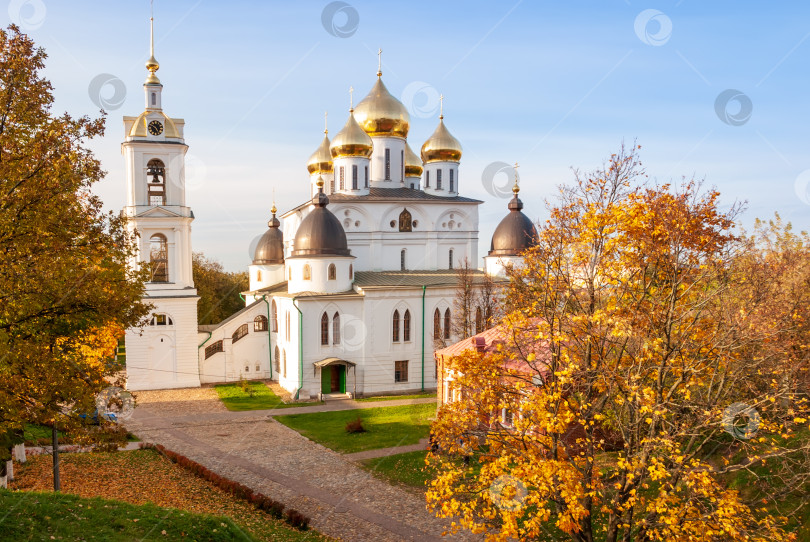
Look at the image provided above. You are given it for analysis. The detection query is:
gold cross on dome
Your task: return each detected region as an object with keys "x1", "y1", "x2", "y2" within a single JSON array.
[
  {"x1": 439, "y1": 94, "x2": 444, "y2": 119},
  {"x1": 513, "y1": 162, "x2": 520, "y2": 193},
  {"x1": 324, "y1": 111, "x2": 328, "y2": 134},
  {"x1": 377, "y1": 48, "x2": 382, "y2": 76},
  {"x1": 349, "y1": 86, "x2": 354, "y2": 111}
]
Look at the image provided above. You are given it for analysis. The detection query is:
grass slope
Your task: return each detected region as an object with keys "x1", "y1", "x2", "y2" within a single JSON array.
[
  {"x1": 0, "y1": 489, "x2": 253, "y2": 541},
  {"x1": 214, "y1": 381, "x2": 319, "y2": 411},
  {"x1": 274, "y1": 403, "x2": 435, "y2": 453},
  {"x1": 355, "y1": 392, "x2": 437, "y2": 403},
  {"x1": 362, "y1": 450, "x2": 435, "y2": 490}
]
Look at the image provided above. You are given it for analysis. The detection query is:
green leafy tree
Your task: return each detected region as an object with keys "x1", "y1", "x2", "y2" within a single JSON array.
[{"x1": 193, "y1": 252, "x2": 249, "y2": 325}]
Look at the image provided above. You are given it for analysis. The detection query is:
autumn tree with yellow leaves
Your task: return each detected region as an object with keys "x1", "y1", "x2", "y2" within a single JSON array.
[
  {"x1": 0, "y1": 25, "x2": 150, "y2": 480},
  {"x1": 427, "y1": 144, "x2": 810, "y2": 541}
]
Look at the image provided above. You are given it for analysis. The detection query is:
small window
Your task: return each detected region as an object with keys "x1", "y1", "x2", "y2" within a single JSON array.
[
  {"x1": 255, "y1": 364, "x2": 260, "y2": 372},
  {"x1": 425, "y1": 170, "x2": 430, "y2": 188},
  {"x1": 330, "y1": 175, "x2": 335, "y2": 193},
  {"x1": 151, "y1": 92, "x2": 156, "y2": 105},
  {"x1": 274, "y1": 346, "x2": 280, "y2": 374},
  {"x1": 444, "y1": 308, "x2": 451, "y2": 340},
  {"x1": 321, "y1": 312, "x2": 329, "y2": 345},
  {"x1": 245, "y1": 365, "x2": 250, "y2": 373},
  {"x1": 271, "y1": 300, "x2": 278, "y2": 332},
  {"x1": 437, "y1": 169, "x2": 442, "y2": 189},
  {"x1": 403, "y1": 310, "x2": 411, "y2": 342},
  {"x1": 333, "y1": 312, "x2": 341, "y2": 345},
  {"x1": 349, "y1": 264, "x2": 353, "y2": 280},
  {"x1": 410, "y1": 183, "x2": 415, "y2": 190},
  {"x1": 395, "y1": 360, "x2": 408, "y2": 383},
  {"x1": 400, "y1": 249, "x2": 406, "y2": 271},
  {"x1": 364, "y1": 166, "x2": 369, "y2": 188},
  {"x1": 254, "y1": 315, "x2": 268, "y2": 332},
  {"x1": 149, "y1": 234, "x2": 169, "y2": 282},
  {"x1": 450, "y1": 169, "x2": 455, "y2": 192},
  {"x1": 232, "y1": 323, "x2": 249, "y2": 344},
  {"x1": 328, "y1": 263, "x2": 336, "y2": 280},
  {"x1": 392, "y1": 310, "x2": 400, "y2": 342},
  {"x1": 352, "y1": 165, "x2": 358, "y2": 190},
  {"x1": 433, "y1": 308, "x2": 441, "y2": 340},
  {"x1": 205, "y1": 340, "x2": 223, "y2": 359},
  {"x1": 385, "y1": 148, "x2": 391, "y2": 180},
  {"x1": 257, "y1": 270, "x2": 262, "y2": 282},
  {"x1": 339, "y1": 166, "x2": 345, "y2": 190},
  {"x1": 502, "y1": 407, "x2": 514, "y2": 427},
  {"x1": 449, "y1": 249, "x2": 454, "y2": 269},
  {"x1": 401, "y1": 149, "x2": 404, "y2": 182},
  {"x1": 303, "y1": 264, "x2": 311, "y2": 280}
]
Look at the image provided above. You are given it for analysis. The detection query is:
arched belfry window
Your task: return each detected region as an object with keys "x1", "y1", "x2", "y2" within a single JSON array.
[
  {"x1": 149, "y1": 234, "x2": 169, "y2": 282},
  {"x1": 392, "y1": 310, "x2": 400, "y2": 342},
  {"x1": 151, "y1": 92, "x2": 156, "y2": 106},
  {"x1": 147, "y1": 159, "x2": 166, "y2": 206},
  {"x1": 403, "y1": 310, "x2": 411, "y2": 342},
  {"x1": 321, "y1": 313, "x2": 329, "y2": 345},
  {"x1": 433, "y1": 309, "x2": 441, "y2": 340},
  {"x1": 333, "y1": 312, "x2": 341, "y2": 345},
  {"x1": 398, "y1": 208, "x2": 412, "y2": 232},
  {"x1": 444, "y1": 308, "x2": 451, "y2": 340}
]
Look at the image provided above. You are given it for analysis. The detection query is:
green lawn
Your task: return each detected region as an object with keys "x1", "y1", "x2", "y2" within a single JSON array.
[
  {"x1": 0, "y1": 489, "x2": 254, "y2": 541},
  {"x1": 214, "y1": 381, "x2": 320, "y2": 411},
  {"x1": 355, "y1": 392, "x2": 437, "y2": 403},
  {"x1": 273, "y1": 403, "x2": 435, "y2": 453},
  {"x1": 362, "y1": 450, "x2": 435, "y2": 489}
]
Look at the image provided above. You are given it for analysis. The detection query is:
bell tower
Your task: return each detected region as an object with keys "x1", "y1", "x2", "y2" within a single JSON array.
[{"x1": 122, "y1": 14, "x2": 201, "y2": 391}]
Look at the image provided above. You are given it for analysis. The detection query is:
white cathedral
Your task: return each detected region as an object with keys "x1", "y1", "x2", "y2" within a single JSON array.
[{"x1": 123, "y1": 30, "x2": 538, "y2": 398}]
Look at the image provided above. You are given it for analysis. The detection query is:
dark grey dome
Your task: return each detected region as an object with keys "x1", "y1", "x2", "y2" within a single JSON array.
[
  {"x1": 253, "y1": 212, "x2": 284, "y2": 264},
  {"x1": 489, "y1": 194, "x2": 537, "y2": 256},
  {"x1": 291, "y1": 190, "x2": 351, "y2": 257}
]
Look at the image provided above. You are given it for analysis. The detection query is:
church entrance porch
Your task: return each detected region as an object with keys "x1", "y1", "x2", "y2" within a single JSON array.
[{"x1": 314, "y1": 358, "x2": 356, "y2": 400}]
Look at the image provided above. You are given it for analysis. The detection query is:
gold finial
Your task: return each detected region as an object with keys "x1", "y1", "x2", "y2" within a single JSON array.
[
  {"x1": 324, "y1": 111, "x2": 328, "y2": 134},
  {"x1": 271, "y1": 188, "x2": 276, "y2": 214},
  {"x1": 316, "y1": 175, "x2": 325, "y2": 189},
  {"x1": 439, "y1": 94, "x2": 444, "y2": 120},
  {"x1": 145, "y1": 1, "x2": 160, "y2": 82},
  {"x1": 512, "y1": 162, "x2": 520, "y2": 194},
  {"x1": 349, "y1": 86, "x2": 354, "y2": 112},
  {"x1": 377, "y1": 48, "x2": 382, "y2": 77}
]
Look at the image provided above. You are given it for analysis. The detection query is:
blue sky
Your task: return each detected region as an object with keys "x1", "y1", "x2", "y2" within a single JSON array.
[{"x1": 6, "y1": 1, "x2": 810, "y2": 270}]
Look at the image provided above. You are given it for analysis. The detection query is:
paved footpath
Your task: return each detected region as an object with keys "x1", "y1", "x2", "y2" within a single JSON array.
[{"x1": 125, "y1": 389, "x2": 474, "y2": 542}]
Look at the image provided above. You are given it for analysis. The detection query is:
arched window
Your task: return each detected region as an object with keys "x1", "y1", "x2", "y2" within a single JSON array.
[
  {"x1": 282, "y1": 349, "x2": 287, "y2": 377},
  {"x1": 433, "y1": 309, "x2": 441, "y2": 340},
  {"x1": 403, "y1": 310, "x2": 411, "y2": 342},
  {"x1": 147, "y1": 159, "x2": 165, "y2": 206},
  {"x1": 401, "y1": 149, "x2": 405, "y2": 182},
  {"x1": 349, "y1": 264, "x2": 353, "y2": 280},
  {"x1": 392, "y1": 310, "x2": 400, "y2": 342},
  {"x1": 448, "y1": 249, "x2": 454, "y2": 270},
  {"x1": 149, "y1": 234, "x2": 169, "y2": 282},
  {"x1": 400, "y1": 249, "x2": 406, "y2": 271},
  {"x1": 444, "y1": 308, "x2": 451, "y2": 340},
  {"x1": 254, "y1": 315, "x2": 268, "y2": 332},
  {"x1": 321, "y1": 312, "x2": 329, "y2": 345},
  {"x1": 385, "y1": 148, "x2": 391, "y2": 180},
  {"x1": 333, "y1": 312, "x2": 341, "y2": 345},
  {"x1": 257, "y1": 270, "x2": 263, "y2": 282},
  {"x1": 151, "y1": 92, "x2": 156, "y2": 106},
  {"x1": 328, "y1": 263, "x2": 336, "y2": 280},
  {"x1": 425, "y1": 170, "x2": 430, "y2": 188},
  {"x1": 398, "y1": 208, "x2": 412, "y2": 232},
  {"x1": 274, "y1": 346, "x2": 280, "y2": 374},
  {"x1": 475, "y1": 307, "x2": 483, "y2": 334},
  {"x1": 232, "y1": 323, "x2": 249, "y2": 344},
  {"x1": 364, "y1": 166, "x2": 369, "y2": 188},
  {"x1": 150, "y1": 313, "x2": 173, "y2": 326},
  {"x1": 449, "y1": 169, "x2": 455, "y2": 192},
  {"x1": 330, "y1": 175, "x2": 335, "y2": 193},
  {"x1": 352, "y1": 165, "x2": 358, "y2": 190},
  {"x1": 271, "y1": 300, "x2": 278, "y2": 332},
  {"x1": 339, "y1": 166, "x2": 345, "y2": 190},
  {"x1": 437, "y1": 169, "x2": 443, "y2": 189},
  {"x1": 303, "y1": 264, "x2": 311, "y2": 280}
]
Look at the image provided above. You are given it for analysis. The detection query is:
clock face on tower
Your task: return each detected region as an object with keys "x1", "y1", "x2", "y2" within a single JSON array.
[{"x1": 148, "y1": 120, "x2": 163, "y2": 136}]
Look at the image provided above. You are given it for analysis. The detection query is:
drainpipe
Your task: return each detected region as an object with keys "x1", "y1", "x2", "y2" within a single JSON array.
[
  {"x1": 260, "y1": 295, "x2": 273, "y2": 379},
  {"x1": 421, "y1": 285, "x2": 426, "y2": 391},
  {"x1": 292, "y1": 296, "x2": 304, "y2": 400}
]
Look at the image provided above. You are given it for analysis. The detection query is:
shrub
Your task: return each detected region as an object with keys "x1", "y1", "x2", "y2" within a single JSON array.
[
  {"x1": 284, "y1": 509, "x2": 310, "y2": 530},
  {"x1": 345, "y1": 416, "x2": 366, "y2": 433}
]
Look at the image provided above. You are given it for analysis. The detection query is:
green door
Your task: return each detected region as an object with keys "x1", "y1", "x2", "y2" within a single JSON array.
[
  {"x1": 338, "y1": 365, "x2": 346, "y2": 393},
  {"x1": 321, "y1": 366, "x2": 331, "y2": 394}
]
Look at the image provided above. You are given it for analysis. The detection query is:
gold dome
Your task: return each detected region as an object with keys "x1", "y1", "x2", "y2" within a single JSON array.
[
  {"x1": 307, "y1": 133, "x2": 333, "y2": 174},
  {"x1": 404, "y1": 142, "x2": 423, "y2": 177},
  {"x1": 353, "y1": 77, "x2": 410, "y2": 138},
  {"x1": 330, "y1": 111, "x2": 373, "y2": 159},
  {"x1": 421, "y1": 117, "x2": 462, "y2": 163}
]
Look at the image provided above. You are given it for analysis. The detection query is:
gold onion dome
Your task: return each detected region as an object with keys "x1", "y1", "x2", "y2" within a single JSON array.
[
  {"x1": 421, "y1": 116, "x2": 462, "y2": 163},
  {"x1": 353, "y1": 77, "x2": 410, "y2": 138},
  {"x1": 330, "y1": 111, "x2": 373, "y2": 158},
  {"x1": 404, "y1": 142, "x2": 423, "y2": 177},
  {"x1": 307, "y1": 132, "x2": 333, "y2": 174}
]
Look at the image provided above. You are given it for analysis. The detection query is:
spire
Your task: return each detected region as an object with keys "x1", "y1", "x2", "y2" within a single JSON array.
[
  {"x1": 512, "y1": 162, "x2": 520, "y2": 195},
  {"x1": 324, "y1": 111, "x2": 328, "y2": 135},
  {"x1": 349, "y1": 86, "x2": 354, "y2": 112},
  {"x1": 439, "y1": 94, "x2": 444, "y2": 120},
  {"x1": 145, "y1": 1, "x2": 160, "y2": 85},
  {"x1": 377, "y1": 48, "x2": 382, "y2": 77},
  {"x1": 508, "y1": 162, "x2": 523, "y2": 211}
]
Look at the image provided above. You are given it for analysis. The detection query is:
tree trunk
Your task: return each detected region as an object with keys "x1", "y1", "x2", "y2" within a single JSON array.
[
  {"x1": 51, "y1": 424, "x2": 60, "y2": 491},
  {"x1": 0, "y1": 458, "x2": 6, "y2": 488}
]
